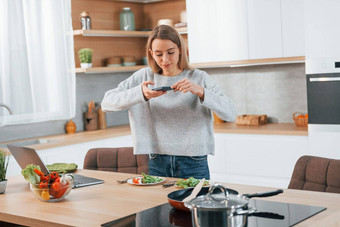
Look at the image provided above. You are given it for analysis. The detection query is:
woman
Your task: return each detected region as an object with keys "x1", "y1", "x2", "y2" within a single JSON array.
[{"x1": 101, "y1": 25, "x2": 236, "y2": 180}]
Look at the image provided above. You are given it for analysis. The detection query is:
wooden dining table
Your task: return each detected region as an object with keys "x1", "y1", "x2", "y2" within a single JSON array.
[{"x1": 0, "y1": 169, "x2": 340, "y2": 227}]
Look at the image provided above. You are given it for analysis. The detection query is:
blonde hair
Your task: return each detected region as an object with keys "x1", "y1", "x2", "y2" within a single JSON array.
[{"x1": 146, "y1": 25, "x2": 192, "y2": 74}]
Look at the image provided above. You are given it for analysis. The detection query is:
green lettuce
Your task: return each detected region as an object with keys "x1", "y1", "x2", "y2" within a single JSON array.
[{"x1": 21, "y1": 164, "x2": 41, "y2": 185}]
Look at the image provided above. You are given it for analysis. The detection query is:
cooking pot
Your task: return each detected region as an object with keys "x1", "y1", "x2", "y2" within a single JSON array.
[
  {"x1": 167, "y1": 185, "x2": 283, "y2": 213},
  {"x1": 167, "y1": 186, "x2": 238, "y2": 212},
  {"x1": 184, "y1": 184, "x2": 284, "y2": 227}
]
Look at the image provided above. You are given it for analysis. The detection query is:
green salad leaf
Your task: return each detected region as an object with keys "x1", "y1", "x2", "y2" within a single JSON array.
[
  {"x1": 21, "y1": 164, "x2": 41, "y2": 185},
  {"x1": 176, "y1": 177, "x2": 209, "y2": 189},
  {"x1": 141, "y1": 172, "x2": 163, "y2": 184}
]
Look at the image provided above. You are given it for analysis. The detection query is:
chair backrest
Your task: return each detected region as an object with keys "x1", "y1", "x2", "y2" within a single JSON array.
[
  {"x1": 288, "y1": 155, "x2": 340, "y2": 193},
  {"x1": 83, "y1": 147, "x2": 149, "y2": 174}
]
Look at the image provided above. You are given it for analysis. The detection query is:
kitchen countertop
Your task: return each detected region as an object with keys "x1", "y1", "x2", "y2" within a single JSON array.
[
  {"x1": 214, "y1": 122, "x2": 308, "y2": 136},
  {"x1": 0, "y1": 123, "x2": 307, "y2": 152}
]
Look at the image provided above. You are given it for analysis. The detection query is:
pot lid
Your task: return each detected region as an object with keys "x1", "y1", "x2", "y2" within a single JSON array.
[{"x1": 185, "y1": 184, "x2": 249, "y2": 210}]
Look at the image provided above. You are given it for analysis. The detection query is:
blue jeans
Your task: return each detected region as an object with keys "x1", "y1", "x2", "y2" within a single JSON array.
[{"x1": 148, "y1": 154, "x2": 210, "y2": 180}]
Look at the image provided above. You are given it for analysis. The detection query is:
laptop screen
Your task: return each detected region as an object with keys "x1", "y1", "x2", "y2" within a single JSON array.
[{"x1": 7, "y1": 145, "x2": 50, "y2": 174}]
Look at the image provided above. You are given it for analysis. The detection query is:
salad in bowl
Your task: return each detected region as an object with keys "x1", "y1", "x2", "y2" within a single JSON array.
[{"x1": 22, "y1": 164, "x2": 73, "y2": 202}]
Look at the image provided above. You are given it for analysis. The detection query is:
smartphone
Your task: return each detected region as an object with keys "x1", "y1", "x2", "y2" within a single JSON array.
[{"x1": 152, "y1": 86, "x2": 173, "y2": 91}]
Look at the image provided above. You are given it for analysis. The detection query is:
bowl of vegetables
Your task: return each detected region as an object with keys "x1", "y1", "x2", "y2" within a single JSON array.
[{"x1": 22, "y1": 164, "x2": 73, "y2": 202}]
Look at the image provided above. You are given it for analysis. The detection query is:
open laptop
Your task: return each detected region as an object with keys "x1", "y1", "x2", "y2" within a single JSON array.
[{"x1": 7, "y1": 145, "x2": 104, "y2": 188}]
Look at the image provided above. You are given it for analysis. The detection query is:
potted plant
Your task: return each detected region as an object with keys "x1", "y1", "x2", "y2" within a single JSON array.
[
  {"x1": 78, "y1": 48, "x2": 93, "y2": 68},
  {"x1": 0, "y1": 149, "x2": 9, "y2": 194}
]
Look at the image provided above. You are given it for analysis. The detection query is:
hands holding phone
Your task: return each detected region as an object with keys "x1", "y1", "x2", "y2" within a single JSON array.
[
  {"x1": 142, "y1": 78, "x2": 204, "y2": 101},
  {"x1": 171, "y1": 78, "x2": 204, "y2": 99}
]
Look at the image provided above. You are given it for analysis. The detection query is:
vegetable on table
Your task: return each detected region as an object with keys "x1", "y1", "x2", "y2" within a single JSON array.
[
  {"x1": 21, "y1": 164, "x2": 41, "y2": 185},
  {"x1": 132, "y1": 178, "x2": 140, "y2": 184},
  {"x1": 41, "y1": 189, "x2": 50, "y2": 200},
  {"x1": 175, "y1": 177, "x2": 209, "y2": 189},
  {"x1": 141, "y1": 172, "x2": 163, "y2": 184},
  {"x1": 39, "y1": 181, "x2": 49, "y2": 189}
]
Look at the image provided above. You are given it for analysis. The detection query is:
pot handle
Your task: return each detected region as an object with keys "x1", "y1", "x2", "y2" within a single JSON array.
[
  {"x1": 208, "y1": 184, "x2": 229, "y2": 199},
  {"x1": 243, "y1": 189, "x2": 283, "y2": 199},
  {"x1": 235, "y1": 207, "x2": 257, "y2": 215},
  {"x1": 249, "y1": 212, "x2": 285, "y2": 220}
]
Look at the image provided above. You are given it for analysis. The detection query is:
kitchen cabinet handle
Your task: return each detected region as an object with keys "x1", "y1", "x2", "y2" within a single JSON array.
[{"x1": 309, "y1": 77, "x2": 340, "y2": 82}]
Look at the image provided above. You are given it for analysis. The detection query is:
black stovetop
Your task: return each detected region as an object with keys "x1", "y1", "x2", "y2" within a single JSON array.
[{"x1": 102, "y1": 199, "x2": 326, "y2": 227}]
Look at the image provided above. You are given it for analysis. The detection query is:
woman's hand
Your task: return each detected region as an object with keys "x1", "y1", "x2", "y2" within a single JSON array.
[
  {"x1": 141, "y1": 81, "x2": 166, "y2": 101},
  {"x1": 171, "y1": 78, "x2": 204, "y2": 99}
]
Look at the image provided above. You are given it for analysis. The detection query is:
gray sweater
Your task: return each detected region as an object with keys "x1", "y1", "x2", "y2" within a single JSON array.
[{"x1": 101, "y1": 67, "x2": 236, "y2": 156}]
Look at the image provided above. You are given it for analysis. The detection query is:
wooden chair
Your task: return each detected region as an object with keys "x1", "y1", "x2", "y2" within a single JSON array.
[
  {"x1": 288, "y1": 155, "x2": 340, "y2": 193},
  {"x1": 83, "y1": 147, "x2": 149, "y2": 174}
]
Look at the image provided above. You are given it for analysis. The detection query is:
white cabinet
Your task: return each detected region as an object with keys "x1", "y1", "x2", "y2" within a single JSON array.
[
  {"x1": 186, "y1": 0, "x2": 217, "y2": 63},
  {"x1": 186, "y1": 0, "x2": 305, "y2": 63},
  {"x1": 281, "y1": 0, "x2": 305, "y2": 57},
  {"x1": 186, "y1": 0, "x2": 248, "y2": 63},
  {"x1": 7, "y1": 135, "x2": 133, "y2": 177},
  {"x1": 209, "y1": 133, "x2": 309, "y2": 188},
  {"x1": 247, "y1": 0, "x2": 282, "y2": 59}
]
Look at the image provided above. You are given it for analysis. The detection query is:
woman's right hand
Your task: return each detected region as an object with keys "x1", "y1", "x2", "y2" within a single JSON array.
[{"x1": 142, "y1": 81, "x2": 166, "y2": 101}]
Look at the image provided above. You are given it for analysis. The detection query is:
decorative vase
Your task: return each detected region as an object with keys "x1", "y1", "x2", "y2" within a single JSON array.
[
  {"x1": 81, "y1": 63, "x2": 92, "y2": 69},
  {"x1": 66, "y1": 120, "x2": 76, "y2": 134},
  {"x1": 0, "y1": 179, "x2": 7, "y2": 194}
]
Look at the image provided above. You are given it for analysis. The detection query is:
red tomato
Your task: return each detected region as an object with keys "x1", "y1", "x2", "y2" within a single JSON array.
[
  {"x1": 132, "y1": 178, "x2": 140, "y2": 184},
  {"x1": 52, "y1": 181, "x2": 61, "y2": 192},
  {"x1": 39, "y1": 181, "x2": 49, "y2": 189},
  {"x1": 50, "y1": 172, "x2": 59, "y2": 181},
  {"x1": 40, "y1": 174, "x2": 50, "y2": 182}
]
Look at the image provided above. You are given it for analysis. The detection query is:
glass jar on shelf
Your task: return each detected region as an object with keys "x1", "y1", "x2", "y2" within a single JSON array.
[
  {"x1": 80, "y1": 11, "x2": 91, "y2": 30},
  {"x1": 120, "y1": 7, "x2": 135, "y2": 31}
]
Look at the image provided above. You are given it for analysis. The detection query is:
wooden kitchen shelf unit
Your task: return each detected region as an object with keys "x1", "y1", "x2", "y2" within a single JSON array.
[{"x1": 74, "y1": 27, "x2": 187, "y2": 74}]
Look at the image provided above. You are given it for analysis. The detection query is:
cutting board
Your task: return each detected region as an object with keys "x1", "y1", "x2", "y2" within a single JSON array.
[{"x1": 236, "y1": 115, "x2": 268, "y2": 126}]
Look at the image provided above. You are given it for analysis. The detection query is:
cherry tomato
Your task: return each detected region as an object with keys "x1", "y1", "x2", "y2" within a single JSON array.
[
  {"x1": 50, "y1": 172, "x2": 59, "y2": 181},
  {"x1": 54, "y1": 177, "x2": 61, "y2": 183},
  {"x1": 39, "y1": 181, "x2": 49, "y2": 189},
  {"x1": 132, "y1": 178, "x2": 140, "y2": 184},
  {"x1": 40, "y1": 174, "x2": 50, "y2": 182},
  {"x1": 52, "y1": 181, "x2": 61, "y2": 192}
]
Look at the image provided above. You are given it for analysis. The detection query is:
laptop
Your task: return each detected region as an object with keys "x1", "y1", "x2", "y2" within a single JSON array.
[{"x1": 7, "y1": 145, "x2": 104, "y2": 188}]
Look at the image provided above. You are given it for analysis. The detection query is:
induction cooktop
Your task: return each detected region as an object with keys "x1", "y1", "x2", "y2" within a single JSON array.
[{"x1": 102, "y1": 199, "x2": 326, "y2": 227}]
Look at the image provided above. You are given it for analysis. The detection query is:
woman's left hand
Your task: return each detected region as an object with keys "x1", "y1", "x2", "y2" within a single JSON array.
[{"x1": 171, "y1": 78, "x2": 204, "y2": 99}]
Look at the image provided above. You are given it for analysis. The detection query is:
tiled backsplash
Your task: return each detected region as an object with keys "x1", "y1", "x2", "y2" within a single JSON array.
[
  {"x1": 207, "y1": 63, "x2": 306, "y2": 123},
  {"x1": 0, "y1": 63, "x2": 306, "y2": 142}
]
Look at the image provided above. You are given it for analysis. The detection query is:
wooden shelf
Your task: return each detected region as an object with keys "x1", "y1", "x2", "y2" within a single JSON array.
[
  {"x1": 73, "y1": 27, "x2": 187, "y2": 37},
  {"x1": 76, "y1": 65, "x2": 146, "y2": 74}
]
